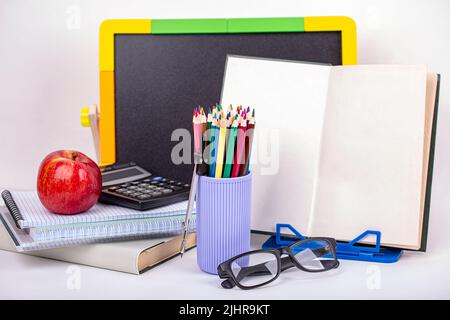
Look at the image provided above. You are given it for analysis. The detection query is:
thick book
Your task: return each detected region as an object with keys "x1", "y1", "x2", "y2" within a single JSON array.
[
  {"x1": 0, "y1": 191, "x2": 195, "y2": 251},
  {"x1": 221, "y1": 56, "x2": 440, "y2": 251},
  {"x1": 0, "y1": 221, "x2": 196, "y2": 274}
]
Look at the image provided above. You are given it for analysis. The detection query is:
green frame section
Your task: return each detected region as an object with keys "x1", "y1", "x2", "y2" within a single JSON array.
[
  {"x1": 152, "y1": 19, "x2": 228, "y2": 34},
  {"x1": 228, "y1": 17, "x2": 304, "y2": 33},
  {"x1": 151, "y1": 17, "x2": 305, "y2": 34}
]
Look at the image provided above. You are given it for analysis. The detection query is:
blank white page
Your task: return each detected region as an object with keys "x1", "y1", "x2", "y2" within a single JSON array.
[
  {"x1": 221, "y1": 56, "x2": 331, "y2": 234},
  {"x1": 310, "y1": 65, "x2": 427, "y2": 249}
]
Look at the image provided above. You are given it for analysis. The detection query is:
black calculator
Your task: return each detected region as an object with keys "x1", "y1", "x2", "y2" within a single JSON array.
[{"x1": 99, "y1": 162, "x2": 190, "y2": 210}]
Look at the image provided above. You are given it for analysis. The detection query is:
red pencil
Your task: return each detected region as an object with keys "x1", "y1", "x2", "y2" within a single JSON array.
[
  {"x1": 242, "y1": 109, "x2": 255, "y2": 175},
  {"x1": 231, "y1": 113, "x2": 247, "y2": 177}
]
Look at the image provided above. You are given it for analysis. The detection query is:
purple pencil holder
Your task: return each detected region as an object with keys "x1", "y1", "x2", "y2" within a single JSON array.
[{"x1": 196, "y1": 173, "x2": 252, "y2": 274}]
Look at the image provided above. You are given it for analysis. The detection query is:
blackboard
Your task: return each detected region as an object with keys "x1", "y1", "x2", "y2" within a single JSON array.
[{"x1": 114, "y1": 32, "x2": 342, "y2": 183}]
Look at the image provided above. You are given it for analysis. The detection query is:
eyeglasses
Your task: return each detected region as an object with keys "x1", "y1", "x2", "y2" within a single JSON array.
[{"x1": 217, "y1": 237, "x2": 339, "y2": 290}]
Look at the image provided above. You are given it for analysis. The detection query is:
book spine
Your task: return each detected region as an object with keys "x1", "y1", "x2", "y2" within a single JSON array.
[{"x1": 1, "y1": 190, "x2": 24, "y2": 229}]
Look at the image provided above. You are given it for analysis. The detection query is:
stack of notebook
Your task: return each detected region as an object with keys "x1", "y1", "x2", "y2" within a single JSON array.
[{"x1": 1, "y1": 190, "x2": 195, "y2": 251}]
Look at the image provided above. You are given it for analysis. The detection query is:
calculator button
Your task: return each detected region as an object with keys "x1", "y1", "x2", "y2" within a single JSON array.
[
  {"x1": 130, "y1": 192, "x2": 142, "y2": 197},
  {"x1": 128, "y1": 186, "x2": 137, "y2": 190},
  {"x1": 152, "y1": 191, "x2": 162, "y2": 196},
  {"x1": 184, "y1": 184, "x2": 190, "y2": 188},
  {"x1": 139, "y1": 183, "x2": 149, "y2": 187},
  {"x1": 171, "y1": 186, "x2": 182, "y2": 191},
  {"x1": 169, "y1": 180, "x2": 175, "y2": 184},
  {"x1": 176, "y1": 182, "x2": 183, "y2": 186},
  {"x1": 138, "y1": 195, "x2": 151, "y2": 200},
  {"x1": 162, "y1": 189, "x2": 173, "y2": 194},
  {"x1": 120, "y1": 183, "x2": 131, "y2": 187},
  {"x1": 152, "y1": 177, "x2": 162, "y2": 181},
  {"x1": 131, "y1": 181, "x2": 140, "y2": 185},
  {"x1": 150, "y1": 180, "x2": 159, "y2": 185},
  {"x1": 143, "y1": 179, "x2": 151, "y2": 182},
  {"x1": 161, "y1": 178, "x2": 167, "y2": 182},
  {"x1": 108, "y1": 186, "x2": 119, "y2": 191},
  {"x1": 116, "y1": 188, "x2": 127, "y2": 193},
  {"x1": 136, "y1": 188, "x2": 145, "y2": 192}
]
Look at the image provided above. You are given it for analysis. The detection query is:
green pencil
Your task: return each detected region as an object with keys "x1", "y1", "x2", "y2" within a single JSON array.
[{"x1": 222, "y1": 116, "x2": 239, "y2": 178}]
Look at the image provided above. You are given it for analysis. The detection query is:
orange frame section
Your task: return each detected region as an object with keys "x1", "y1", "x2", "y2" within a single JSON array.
[{"x1": 98, "y1": 19, "x2": 151, "y2": 166}]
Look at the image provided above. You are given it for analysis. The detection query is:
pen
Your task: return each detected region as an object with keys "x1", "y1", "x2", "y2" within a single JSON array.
[
  {"x1": 180, "y1": 163, "x2": 199, "y2": 257},
  {"x1": 180, "y1": 108, "x2": 206, "y2": 257}
]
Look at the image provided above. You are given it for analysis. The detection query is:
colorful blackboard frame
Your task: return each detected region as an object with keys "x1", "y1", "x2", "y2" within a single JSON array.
[{"x1": 96, "y1": 17, "x2": 357, "y2": 166}]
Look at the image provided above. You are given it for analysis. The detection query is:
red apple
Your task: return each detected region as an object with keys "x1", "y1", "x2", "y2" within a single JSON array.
[{"x1": 37, "y1": 150, "x2": 101, "y2": 215}]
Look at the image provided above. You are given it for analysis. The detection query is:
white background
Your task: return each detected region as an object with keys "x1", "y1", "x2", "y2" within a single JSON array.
[{"x1": 0, "y1": 0, "x2": 449, "y2": 299}]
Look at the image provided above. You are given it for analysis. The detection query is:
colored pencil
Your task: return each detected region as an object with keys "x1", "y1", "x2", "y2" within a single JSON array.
[
  {"x1": 223, "y1": 115, "x2": 239, "y2": 178},
  {"x1": 243, "y1": 109, "x2": 255, "y2": 175},
  {"x1": 209, "y1": 113, "x2": 220, "y2": 177},
  {"x1": 231, "y1": 113, "x2": 247, "y2": 178},
  {"x1": 214, "y1": 116, "x2": 228, "y2": 178},
  {"x1": 193, "y1": 109, "x2": 202, "y2": 158},
  {"x1": 204, "y1": 112, "x2": 213, "y2": 167},
  {"x1": 193, "y1": 105, "x2": 255, "y2": 179}
]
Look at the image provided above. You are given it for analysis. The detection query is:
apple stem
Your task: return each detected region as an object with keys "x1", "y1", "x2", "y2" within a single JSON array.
[{"x1": 71, "y1": 151, "x2": 78, "y2": 161}]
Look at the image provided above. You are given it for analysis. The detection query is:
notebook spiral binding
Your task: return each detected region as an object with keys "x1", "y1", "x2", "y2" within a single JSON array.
[{"x1": 1, "y1": 190, "x2": 23, "y2": 229}]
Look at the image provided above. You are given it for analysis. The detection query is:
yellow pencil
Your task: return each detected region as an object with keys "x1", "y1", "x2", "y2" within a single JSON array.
[{"x1": 214, "y1": 116, "x2": 228, "y2": 178}]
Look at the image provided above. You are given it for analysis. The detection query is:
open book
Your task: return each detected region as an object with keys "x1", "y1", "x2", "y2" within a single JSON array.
[{"x1": 220, "y1": 55, "x2": 440, "y2": 250}]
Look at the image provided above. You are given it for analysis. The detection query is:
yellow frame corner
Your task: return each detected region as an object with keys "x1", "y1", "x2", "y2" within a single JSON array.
[{"x1": 304, "y1": 16, "x2": 357, "y2": 65}]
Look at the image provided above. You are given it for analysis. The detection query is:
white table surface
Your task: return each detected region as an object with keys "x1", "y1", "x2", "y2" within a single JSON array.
[{"x1": 1, "y1": 231, "x2": 449, "y2": 300}]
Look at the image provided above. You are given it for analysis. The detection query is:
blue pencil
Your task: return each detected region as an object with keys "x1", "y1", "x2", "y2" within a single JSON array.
[{"x1": 209, "y1": 114, "x2": 220, "y2": 177}]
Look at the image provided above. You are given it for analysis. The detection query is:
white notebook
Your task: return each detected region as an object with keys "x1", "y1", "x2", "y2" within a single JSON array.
[
  {"x1": 3, "y1": 190, "x2": 190, "y2": 228},
  {"x1": 0, "y1": 190, "x2": 195, "y2": 251},
  {"x1": 221, "y1": 55, "x2": 438, "y2": 250}
]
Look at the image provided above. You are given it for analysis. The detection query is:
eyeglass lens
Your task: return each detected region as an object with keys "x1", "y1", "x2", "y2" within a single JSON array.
[
  {"x1": 290, "y1": 239, "x2": 337, "y2": 271},
  {"x1": 230, "y1": 252, "x2": 279, "y2": 288}
]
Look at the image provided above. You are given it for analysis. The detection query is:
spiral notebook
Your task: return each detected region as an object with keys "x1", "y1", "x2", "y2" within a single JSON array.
[{"x1": 1, "y1": 190, "x2": 195, "y2": 251}]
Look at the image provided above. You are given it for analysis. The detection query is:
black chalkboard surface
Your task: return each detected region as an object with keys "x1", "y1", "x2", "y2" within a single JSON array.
[{"x1": 114, "y1": 32, "x2": 342, "y2": 183}]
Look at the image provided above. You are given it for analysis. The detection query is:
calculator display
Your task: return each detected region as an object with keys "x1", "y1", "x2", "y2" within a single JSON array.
[
  {"x1": 101, "y1": 165, "x2": 152, "y2": 187},
  {"x1": 102, "y1": 168, "x2": 143, "y2": 183}
]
